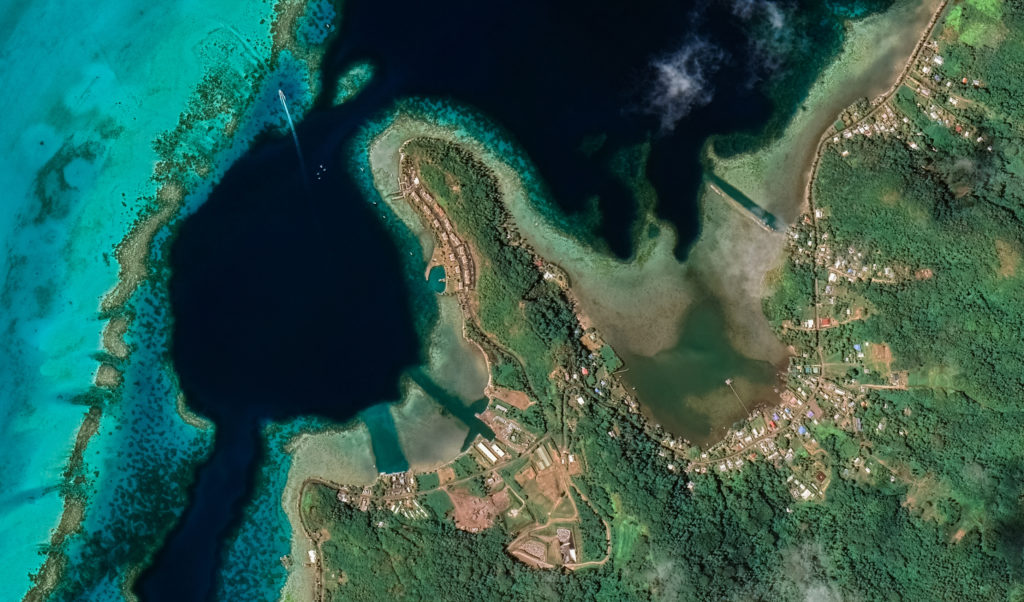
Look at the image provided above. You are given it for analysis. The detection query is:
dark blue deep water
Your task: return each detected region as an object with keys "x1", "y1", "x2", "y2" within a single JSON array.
[{"x1": 142, "y1": 0, "x2": 891, "y2": 598}]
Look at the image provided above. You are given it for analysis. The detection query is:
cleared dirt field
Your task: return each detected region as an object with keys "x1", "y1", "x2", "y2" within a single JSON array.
[
  {"x1": 447, "y1": 487, "x2": 510, "y2": 532},
  {"x1": 486, "y1": 385, "x2": 533, "y2": 410},
  {"x1": 437, "y1": 466, "x2": 456, "y2": 484}
]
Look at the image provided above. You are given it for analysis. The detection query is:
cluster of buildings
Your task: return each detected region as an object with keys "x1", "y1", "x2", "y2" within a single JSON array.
[
  {"x1": 685, "y1": 381, "x2": 836, "y2": 503},
  {"x1": 786, "y1": 473, "x2": 825, "y2": 502},
  {"x1": 559, "y1": 331, "x2": 640, "y2": 415},
  {"x1": 835, "y1": 102, "x2": 907, "y2": 147},
  {"x1": 397, "y1": 152, "x2": 476, "y2": 294},
  {"x1": 479, "y1": 409, "x2": 534, "y2": 453},
  {"x1": 473, "y1": 439, "x2": 508, "y2": 465},
  {"x1": 385, "y1": 498, "x2": 430, "y2": 519},
  {"x1": 788, "y1": 218, "x2": 905, "y2": 287},
  {"x1": 829, "y1": 40, "x2": 991, "y2": 158},
  {"x1": 686, "y1": 319, "x2": 914, "y2": 500},
  {"x1": 905, "y1": 49, "x2": 986, "y2": 147},
  {"x1": 333, "y1": 471, "x2": 428, "y2": 516},
  {"x1": 687, "y1": 383, "x2": 819, "y2": 475},
  {"x1": 336, "y1": 484, "x2": 375, "y2": 512}
]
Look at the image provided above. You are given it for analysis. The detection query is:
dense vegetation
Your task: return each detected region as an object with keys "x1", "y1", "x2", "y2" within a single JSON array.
[
  {"x1": 304, "y1": 5, "x2": 1024, "y2": 599},
  {"x1": 407, "y1": 138, "x2": 584, "y2": 400},
  {"x1": 803, "y1": 0, "x2": 1024, "y2": 410},
  {"x1": 308, "y1": 381, "x2": 1020, "y2": 599},
  {"x1": 766, "y1": 0, "x2": 1024, "y2": 596}
]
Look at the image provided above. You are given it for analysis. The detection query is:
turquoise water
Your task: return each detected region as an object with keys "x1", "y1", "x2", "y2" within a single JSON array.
[
  {"x1": 55, "y1": 281, "x2": 213, "y2": 599},
  {"x1": 427, "y1": 265, "x2": 447, "y2": 293},
  {"x1": 333, "y1": 60, "x2": 376, "y2": 106},
  {"x1": 0, "y1": 0, "x2": 323, "y2": 597},
  {"x1": 190, "y1": 156, "x2": 444, "y2": 595},
  {"x1": 297, "y1": 0, "x2": 338, "y2": 46},
  {"x1": 130, "y1": 44, "x2": 334, "y2": 601}
]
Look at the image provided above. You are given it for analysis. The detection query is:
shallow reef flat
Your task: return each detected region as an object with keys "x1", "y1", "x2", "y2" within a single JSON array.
[
  {"x1": 421, "y1": 294, "x2": 490, "y2": 405},
  {"x1": 0, "y1": 0, "x2": 965, "y2": 597},
  {"x1": 212, "y1": 418, "x2": 376, "y2": 601},
  {"x1": 679, "y1": 0, "x2": 946, "y2": 389},
  {"x1": 364, "y1": 128, "x2": 490, "y2": 404},
  {"x1": 333, "y1": 60, "x2": 376, "y2": 106},
  {"x1": 361, "y1": 110, "x2": 687, "y2": 356},
  {"x1": 390, "y1": 386, "x2": 472, "y2": 473},
  {"x1": 0, "y1": 0, "x2": 333, "y2": 597},
  {"x1": 0, "y1": 1, "x2": 266, "y2": 596}
]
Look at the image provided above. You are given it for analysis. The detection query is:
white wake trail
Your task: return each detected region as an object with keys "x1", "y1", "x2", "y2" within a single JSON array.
[{"x1": 278, "y1": 89, "x2": 309, "y2": 188}]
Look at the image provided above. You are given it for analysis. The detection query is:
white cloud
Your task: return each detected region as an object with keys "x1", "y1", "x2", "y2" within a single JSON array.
[
  {"x1": 646, "y1": 39, "x2": 723, "y2": 131},
  {"x1": 733, "y1": 0, "x2": 786, "y2": 29}
]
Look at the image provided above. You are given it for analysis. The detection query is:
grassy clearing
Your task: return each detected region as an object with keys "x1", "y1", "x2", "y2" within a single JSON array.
[
  {"x1": 908, "y1": 365, "x2": 959, "y2": 389},
  {"x1": 423, "y1": 489, "x2": 455, "y2": 518},
  {"x1": 611, "y1": 516, "x2": 644, "y2": 564}
]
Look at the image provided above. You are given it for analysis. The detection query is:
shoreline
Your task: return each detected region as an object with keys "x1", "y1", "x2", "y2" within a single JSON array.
[
  {"x1": 175, "y1": 394, "x2": 215, "y2": 432},
  {"x1": 278, "y1": 9, "x2": 959, "y2": 575},
  {"x1": 712, "y1": 0, "x2": 947, "y2": 221},
  {"x1": 20, "y1": 0, "x2": 955, "y2": 596},
  {"x1": 281, "y1": 1, "x2": 955, "y2": 597},
  {"x1": 679, "y1": 0, "x2": 949, "y2": 380},
  {"x1": 275, "y1": 142, "x2": 504, "y2": 595},
  {"x1": 798, "y1": 0, "x2": 951, "y2": 408},
  {"x1": 359, "y1": 110, "x2": 694, "y2": 357},
  {"x1": 22, "y1": 405, "x2": 101, "y2": 602},
  {"x1": 802, "y1": 0, "x2": 950, "y2": 216},
  {"x1": 279, "y1": 423, "x2": 378, "y2": 602},
  {"x1": 347, "y1": 101, "x2": 780, "y2": 447}
]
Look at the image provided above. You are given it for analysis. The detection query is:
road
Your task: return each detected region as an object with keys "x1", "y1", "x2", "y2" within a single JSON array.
[{"x1": 803, "y1": 0, "x2": 949, "y2": 402}]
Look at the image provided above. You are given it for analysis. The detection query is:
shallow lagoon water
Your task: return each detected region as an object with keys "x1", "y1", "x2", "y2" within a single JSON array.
[
  {"x1": 621, "y1": 299, "x2": 782, "y2": 445},
  {"x1": 428, "y1": 264, "x2": 447, "y2": 293}
]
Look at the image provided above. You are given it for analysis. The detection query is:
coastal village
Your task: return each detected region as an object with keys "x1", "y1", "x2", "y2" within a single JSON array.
[
  {"x1": 300, "y1": 1, "x2": 981, "y2": 588},
  {"x1": 690, "y1": 0, "x2": 997, "y2": 505},
  {"x1": 690, "y1": 1, "x2": 960, "y2": 497}
]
